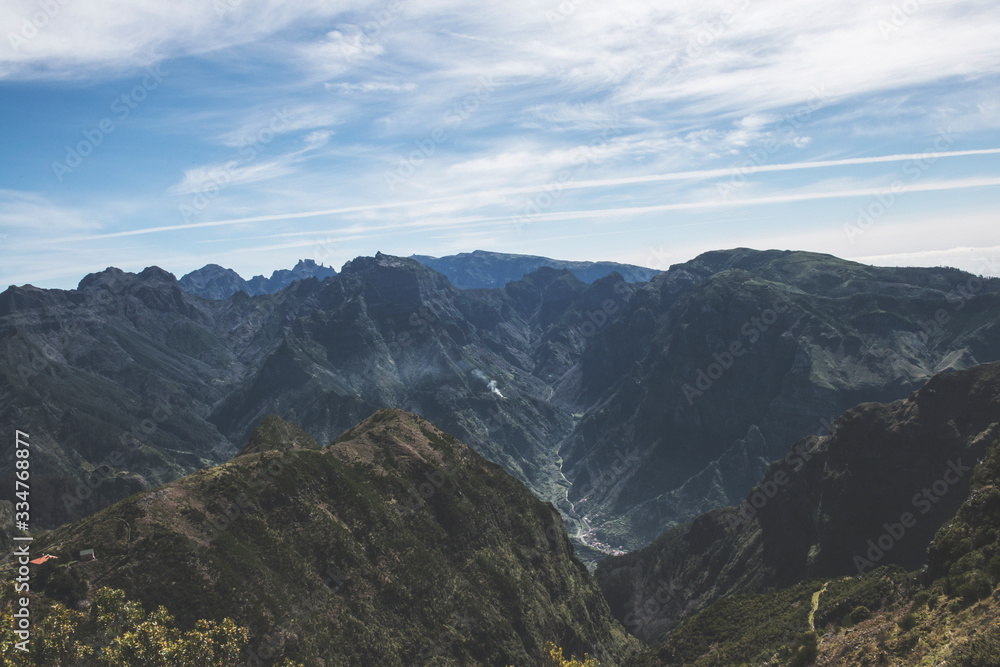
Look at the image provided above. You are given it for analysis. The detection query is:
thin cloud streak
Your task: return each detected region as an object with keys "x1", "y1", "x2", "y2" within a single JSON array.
[
  {"x1": 565, "y1": 148, "x2": 1000, "y2": 190},
  {"x1": 50, "y1": 149, "x2": 1000, "y2": 242},
  {"x1": 198, "y1": 176, "x2": 1000, "y2": 257},
  {"x1": 491, "y1": 176, "x2": 1000, "y2": 224}
]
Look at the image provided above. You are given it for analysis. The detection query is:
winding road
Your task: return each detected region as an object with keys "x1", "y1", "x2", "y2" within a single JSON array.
[{"x1": 555, "y1": 459, "x2": 609, "y2": 554}]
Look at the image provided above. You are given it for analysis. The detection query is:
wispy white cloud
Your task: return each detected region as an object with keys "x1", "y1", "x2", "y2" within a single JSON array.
[
  {"x1": 213, "y1": 105, "x2": 339, "y2": 148},
  {"x1": 0, "y1": 0, "x2": 374, "y2": 80},
  {"x1": 0, "y1": 190, "x2": 100, "y2": 231},
  {"x1": 485, "y1": 175, "x2": 1000, "y2": 224},
  {"x1": 853, "y1": 246, "x2": 1000, "y2": 277},
  {"x1": 325, "y1": 81, "x2": 417, "y2": 94},
  {"x1": 167, "y1": 160, "x2": 295, "y2": 196},
  {"x1": 298, "y1": 27, "x2": 387, "y2": 77},
  {"x1": 50, "y1": 148, "x2": 1000, "y2": 243},
  {"x1": 167, "y1": 127, "x2": 334, "y2": 195},
  {"x1": 4, "y1": 0, "x2": 1000, "y2": 288}
]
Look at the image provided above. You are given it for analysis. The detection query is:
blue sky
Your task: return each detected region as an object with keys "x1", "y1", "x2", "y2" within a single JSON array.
[{"x1": 1, "y1": 0, "x2": 999, "y2": 289}]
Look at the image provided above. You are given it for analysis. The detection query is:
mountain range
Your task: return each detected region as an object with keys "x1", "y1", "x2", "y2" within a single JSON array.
[
  {"x1": 5, "y1": 355, "x2": 999, "y2": 664},
  {"x1": 603, "y1": 361, "x2": 1000, "y2": 665},
  {"x1": 176, "y1": 251, "x2": 658, "y2": 302},
  {"x1": 3, "y1": 249, "x2": 1000, "y2": 556},
  {"x1": 2, "y1": 247, "x2": 1000, "y2": 664},
  {"x1": 596, "y1": 360, "x2": 1000, "y2": 642}
]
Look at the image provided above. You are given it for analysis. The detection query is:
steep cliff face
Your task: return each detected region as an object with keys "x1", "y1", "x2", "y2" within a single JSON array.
[
  {"x1": 563, "y1": 250, "x2": 1000, "y2": 548},
  {"x1": 0, "y1": 255, "x2": 633, "y2": 528},
  {"x1": 26, "y1": 410, "x2": 638, "y2": 665},
  {"x1": 595, "y1": 361, "x2": 1000, "y2": 642}
]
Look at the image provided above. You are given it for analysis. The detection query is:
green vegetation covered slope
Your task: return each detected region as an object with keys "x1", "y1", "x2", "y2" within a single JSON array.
[
  {"x1": 17, "y1": 409, "x2": 637, "y2": 665},
  {"x1": 626, "y1": 423, "x2": 1000, "y2": 666}
]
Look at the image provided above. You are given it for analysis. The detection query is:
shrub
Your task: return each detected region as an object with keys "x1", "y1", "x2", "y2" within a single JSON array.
[
  {"x1": 986, "y1": 554, "x2": 1000, "y2": 585},
  {"x1": 35, "y1": 562, "x2": 87, "y2": 607},
  {"x1": 957, "y1": 573, "x2": 993, "y2": 606},
  {"x1": 848, "y1": 606, "x2": 871, "y2": 625},
  {"x1": 787, "y1": 631, "x2": 818, "y2": 667},
  {"x1": 898, "y1": 613, "x2": 918, "y2": 631},
  {"x1": 0, "y1": 586, "x2": 254, "y2": 666},
  {"x1": 543, "y1": 642, "x2": 601, "y2": 666}
]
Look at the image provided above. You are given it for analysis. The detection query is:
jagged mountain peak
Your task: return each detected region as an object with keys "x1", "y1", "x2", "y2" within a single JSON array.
[
  {"x1": 75, "y1": 265, "x2": 179, "y2": 298},
  {"x1": 291, "y1": 258, "x2": 325, "y2": 271},
  {"x1": 136, "y1": 266, "x2": 178, "y2": 284},
  {"x1": 77, "y1": 266, "x2": 132, "y2": 292},
  {"x1": 337, "y1": 253, "x2": 457, "y2": 305},
  {"x1": 178, "y1": 259, "x2": 338, "y2": 300}
]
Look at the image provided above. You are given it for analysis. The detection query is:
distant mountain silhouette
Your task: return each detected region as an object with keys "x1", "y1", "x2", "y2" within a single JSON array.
[{"x1": 410, "y1": 249, "x2": 660, "y2": 288}]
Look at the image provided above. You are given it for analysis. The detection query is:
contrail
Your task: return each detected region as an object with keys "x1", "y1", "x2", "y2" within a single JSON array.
[
  {"x1": 53, "y1": 148, "x2": 1000, "y2": 242},
  {"x1": 497, "y1": 175, "x2": 1000, "y2": 223},
  {"x1": 167, "y1": 175, "x2": 1000, "y2": 255}
]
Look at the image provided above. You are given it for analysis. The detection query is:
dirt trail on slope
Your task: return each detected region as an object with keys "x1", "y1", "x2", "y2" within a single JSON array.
[{"x1": 809, "y1": 582, "x2": 829, "y2": 631}]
